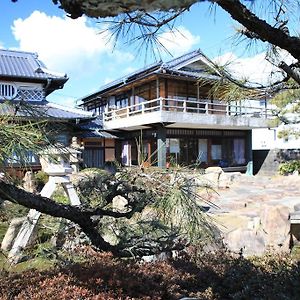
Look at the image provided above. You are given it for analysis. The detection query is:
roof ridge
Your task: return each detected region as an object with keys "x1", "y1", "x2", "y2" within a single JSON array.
[
  {"x1": 78, "y1": 60, "x2": 162, "y2": 101},
  {"x1": 0, "y1": 48, "x2": 38, "y2": 58},
  {"x1": 163, "y1": 49, "x2": 203, "y2": 68},
  {"x1": 47, "y1": 102, "x2": 94, "y2": 116}
]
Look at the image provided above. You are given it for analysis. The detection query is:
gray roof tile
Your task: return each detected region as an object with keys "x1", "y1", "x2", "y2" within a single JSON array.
[
  {"x1": 80, "y1": 49, "x2": 220, "y2": 103},
  {"x1": 0, "y1": 49, "x2": 68, "y2": 81},
  {"x1": 0, "y1": 101, "x2": 93, "y2": 120},
  {"x1": 80, "y1": 130, "x2": 118, "y2": 139}
]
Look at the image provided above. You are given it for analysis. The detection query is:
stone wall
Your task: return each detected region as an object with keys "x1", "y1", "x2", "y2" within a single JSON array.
[{"x1": 254, "y1": 148, "x2": 300, "y2": 176}]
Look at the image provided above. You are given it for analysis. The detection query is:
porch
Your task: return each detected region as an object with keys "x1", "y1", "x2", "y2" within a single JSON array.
[{"x1": 103, "y1": 97, "x2": 273, "y2": 131}]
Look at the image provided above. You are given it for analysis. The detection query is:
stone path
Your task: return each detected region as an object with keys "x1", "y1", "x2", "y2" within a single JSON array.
[
  {"x1": 207, "y1": 174, "x2": 300, "y2": 256},
  {"x1": 210, "y1": 174, "x2": 300, "y2": 210}
]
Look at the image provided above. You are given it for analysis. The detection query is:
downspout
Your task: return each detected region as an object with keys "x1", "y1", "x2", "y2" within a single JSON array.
[{"x1": 44, "y1": 78, "x2": 52, "y2": 98}]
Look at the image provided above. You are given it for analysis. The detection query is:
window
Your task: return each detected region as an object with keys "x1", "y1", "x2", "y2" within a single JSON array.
[
  {"x1": 211, "y1": 144, "x2": 222, "y2": 160},
  {"x1": 115, "y1": 94, "x2": 128, "y2": 108},
  {"x1": 233, "y1": 139, "x2": 246, "y2": 164},
  {"x1": 198, "y1": 139, "x2": 208, "y2": 163},
  {"x1": 0, "y1": 82, "x2": 17, "y2": 100}
]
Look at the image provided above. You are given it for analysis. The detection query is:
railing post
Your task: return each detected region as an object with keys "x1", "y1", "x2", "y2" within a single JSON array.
[
  {"x1": 160, "y1": 97, "x2": 163, "y2": 111},
  {"x1": 126, "y1": 107, "x2": 129, "y2": 118},
  {"x1": 183, "y1": 99, "x2": 187, "y2": 112},
  {"x1": 226, "y1": 104, "x2": 229, "y2": 115},
  {"x1": 142, "y1": 102, "x2": 145, "y2": 114},
  {"x1": 205, "y1": 103, "x2": 208, "y2": 114}
]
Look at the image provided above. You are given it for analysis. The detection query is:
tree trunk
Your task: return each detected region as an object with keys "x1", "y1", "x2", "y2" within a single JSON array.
[
  {"x1": 215, "y1": 0, "x2": 300, "y2": 61},
  {"x1": 0, "y1": 180, "x2": 120, "y2": 254}
]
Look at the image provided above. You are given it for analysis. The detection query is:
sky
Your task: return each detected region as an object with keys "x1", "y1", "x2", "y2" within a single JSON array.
[{"x1": 0, "y1": 0, "x2": 279, "y2": 107}]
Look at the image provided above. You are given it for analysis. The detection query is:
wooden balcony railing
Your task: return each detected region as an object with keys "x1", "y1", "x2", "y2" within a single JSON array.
[{"x1": 103, "y1": 97, "x2": 273, "y2": 122}]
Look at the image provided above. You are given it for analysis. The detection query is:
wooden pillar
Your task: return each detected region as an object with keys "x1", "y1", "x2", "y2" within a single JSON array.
[
  {"x1": 157, "y1": 125, "x2": 167, "y2": 168},
  {"x1": 156, "y1": 77, "x2": 160, "y2": 98},
  {"x1": 131, "y1": 86, "x2": 135, "y2": 108}
]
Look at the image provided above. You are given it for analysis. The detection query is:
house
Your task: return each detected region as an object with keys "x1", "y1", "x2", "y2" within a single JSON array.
[
  {"x1": 0, "y1": 49, "x2": 116, "y2": 173},
  {"x1": 79, "y1": 49, "x2": 272, "y2": 171}
]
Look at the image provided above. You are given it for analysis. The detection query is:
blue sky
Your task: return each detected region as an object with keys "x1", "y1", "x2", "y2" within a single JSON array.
[{"x1": 0, "y1": 1, "x2": 276, "y2": 107}]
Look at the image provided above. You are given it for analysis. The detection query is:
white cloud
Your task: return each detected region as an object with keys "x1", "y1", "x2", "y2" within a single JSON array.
[
  {"x1": 11, "y1": 11, "x2": 137, "y2": 107},
  {"x1": 11, "y1": 11, "x2": 132, "y2": 75},
  {"x1": 214, "y1": 52, "x2": 276, "y2": 85},
  {"x1": 214, "y1": 50, "x2": 296, "y2": 86},
  {"x1": 158, "y1": 26, "x2": 200, "y2": 57}
]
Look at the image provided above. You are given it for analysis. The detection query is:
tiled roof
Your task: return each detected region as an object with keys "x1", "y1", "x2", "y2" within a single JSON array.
[
  {"x1": 165, "y1": 69, "x2": 220, "y2": 80},
  {"x1": 0, "y1": 49, "x2": 68, "y2": 95},
  {"x1": 162, "y1": 49, "x2": 204, "y2": 69},
  {"x1": 76, "y1": 117, "x2": 103, "y2": 130},
  {"x1": 80, "y1": 130, "x2": 118, "y2": 139},
  {"x1": 76, "y1": 117, "x2": 118, "y2": 139},
  {"x1": 80, "y1": 49, "x2": 220, "y2": 103},
  {"x1": 0, "y1": 101, "x2": 93, "y2": 120},
  {"x1": 78, "y1": 61, "x2": 161, "y2": 102},
  {"x1": 0, "y1": 49, "x2": 67, "y2": 81}
]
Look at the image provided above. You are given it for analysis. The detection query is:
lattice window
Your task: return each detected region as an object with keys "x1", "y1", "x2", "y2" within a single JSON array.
[
  {"x1": 0, "y1": 82, "x2": 17, "y2": 100},
  {"x1": 16, "y1": 88, "x2": 45, "y2": 101}
]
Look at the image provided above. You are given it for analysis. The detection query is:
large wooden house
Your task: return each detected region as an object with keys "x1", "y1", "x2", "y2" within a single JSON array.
[{"x1": 79, "y1": 49, "x2": 272, "y2": 171}]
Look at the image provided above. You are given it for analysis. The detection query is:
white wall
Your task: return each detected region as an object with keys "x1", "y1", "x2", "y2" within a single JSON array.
[{"x1": 252, "y1": 124, "x2": 300, "y2": 150}]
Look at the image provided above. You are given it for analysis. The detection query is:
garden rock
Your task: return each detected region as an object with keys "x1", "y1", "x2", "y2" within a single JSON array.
[
  {"x1": 203, "y1": 167, "x2": 224, "y2": 187},
  {"x1": 219, "y1": 172, "x2": 241, "y2": 189},
  {"x1": 224, "y1": 227, "x2": 266, "y2": 256},
  {"x1": 259, "y1": 204, "x2": 290, "y2": 252},
  {"x1": 112, "y1": 195, "x2": 129, "y2": 213}
]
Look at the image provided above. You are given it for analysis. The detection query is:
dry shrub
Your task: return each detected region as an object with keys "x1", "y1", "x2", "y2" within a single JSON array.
[{"x1": 1, "y1": 248, "x2": 300, "y2": 300}]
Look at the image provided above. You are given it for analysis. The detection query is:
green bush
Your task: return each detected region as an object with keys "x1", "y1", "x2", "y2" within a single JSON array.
[
  {"x1": 279, "y1": 160, "x2": 300, "y2": 175},
  {"x1": 33, "y1": 171, "x2": 49, "y2": 191}
]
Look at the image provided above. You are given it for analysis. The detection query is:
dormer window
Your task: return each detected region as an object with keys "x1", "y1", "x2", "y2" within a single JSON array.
[{"x1": 0, "y1": 82, "x2": 17, "y2": 100}]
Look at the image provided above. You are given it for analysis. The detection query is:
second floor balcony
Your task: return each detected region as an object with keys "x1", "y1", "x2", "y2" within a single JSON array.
[{"x1": 103, "y1": 97, "x2": 273, "y2": 131}]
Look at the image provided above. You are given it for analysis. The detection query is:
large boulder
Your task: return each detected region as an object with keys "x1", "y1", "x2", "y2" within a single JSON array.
[
  {"x1": 203, "y1": 167, "x2": 224, "y2": 188},
  {"x1": 259, "y1": 204, "x2": 290, "y2": 252},
  {"x1": 224, "y1": 227, "x2": 266, "y2": 256},
  {"x1": 221, "y1": 204, "x2": 291, "y2": 255},
  {"x1": 219, "y1": 172, "x2": 241, "y2": 189}
]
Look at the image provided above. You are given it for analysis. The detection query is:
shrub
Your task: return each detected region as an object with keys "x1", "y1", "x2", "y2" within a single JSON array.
[
  {"x1": 279, "y1": 160, "x2": 300, "y2": 175},
  {"x1": 1, "y1": 249, "x2": 300, "y2": 300},
  {"x1": 33, "y1": 171, "x2": 49, "y2": 191}
]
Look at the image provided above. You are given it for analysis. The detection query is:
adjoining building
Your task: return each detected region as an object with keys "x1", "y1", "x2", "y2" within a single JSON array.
[
  {"x1": 0, "y1": 49, "x2": 116, "y2": 173},
  {"x1": 79, "y1": 49, "x2": 272, "y2": 171}
]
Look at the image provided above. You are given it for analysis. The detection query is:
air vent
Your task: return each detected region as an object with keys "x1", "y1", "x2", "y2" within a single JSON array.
[{"x1": 0, "y1": 82, "x2": 17, "y2": 100}]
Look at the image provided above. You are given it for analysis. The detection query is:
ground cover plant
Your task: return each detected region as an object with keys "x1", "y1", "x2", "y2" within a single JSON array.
[{"x1": 1, "y1": 247, "x2": 300, "y2": 300}]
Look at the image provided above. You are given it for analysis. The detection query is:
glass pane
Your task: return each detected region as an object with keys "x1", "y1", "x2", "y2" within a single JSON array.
[{"x1": 198, "y1": 139, "x2": 208, "y2": 162}]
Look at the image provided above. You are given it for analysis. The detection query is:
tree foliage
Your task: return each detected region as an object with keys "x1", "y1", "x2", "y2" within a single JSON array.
[
  {"x1": 0, "y1": 102, "x2": 48, "y2": 172},
  {"x1": 0, "y1": 167, "x2": 218, "y2": 257}
]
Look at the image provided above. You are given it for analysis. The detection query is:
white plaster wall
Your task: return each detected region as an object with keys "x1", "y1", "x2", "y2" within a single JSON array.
[{"x1": 252, "y1": 124, "x2": 300, "y2": 150}]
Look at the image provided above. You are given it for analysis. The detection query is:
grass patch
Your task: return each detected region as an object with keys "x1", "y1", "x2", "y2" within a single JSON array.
[{"x1": 0, "y1": 222, "x2": 8, "y2": 242}]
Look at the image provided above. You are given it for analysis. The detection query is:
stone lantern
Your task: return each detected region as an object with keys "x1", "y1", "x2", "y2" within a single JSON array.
[{"x1": 8, "y1": 142, "x2": 82, "y2": 262}]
